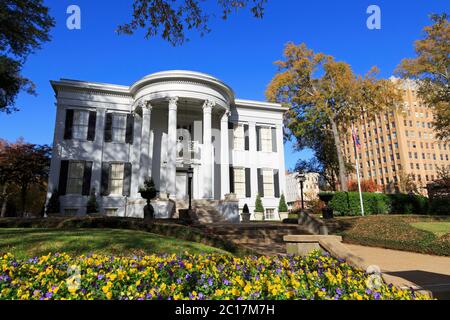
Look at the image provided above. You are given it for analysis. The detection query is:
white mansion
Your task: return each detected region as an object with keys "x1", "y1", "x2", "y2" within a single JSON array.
[{"x1": 46, "y1": 71, "x2": 287, "y2": 221}]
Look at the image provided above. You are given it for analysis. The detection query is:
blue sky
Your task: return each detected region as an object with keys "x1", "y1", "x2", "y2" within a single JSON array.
[{"x1": 0, "y1": 0, "x2": 448, "y2": 170}]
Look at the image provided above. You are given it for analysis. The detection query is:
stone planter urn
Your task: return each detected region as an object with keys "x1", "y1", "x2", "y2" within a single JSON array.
[
  {"x1": 253, "y1": 211, "x2": 264, "y2": 221},
  {"x1": 241, "y1": 204, "x2": 251, "y2": 223},
  {"x1": 279, "y1": 212, "x2": 289, "y2": 221},
  {"x1": 139, "y1": 177, "x2": 158, "y2": 221},
  {"x1": 319, "y1": 192, "x2": 334, "y2": 219}
]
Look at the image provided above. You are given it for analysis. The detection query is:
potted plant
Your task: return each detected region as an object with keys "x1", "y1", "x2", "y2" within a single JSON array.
[
  {"x1": 139, "y1": 177, "x2": 158, "y2": 220},
  {"x1": 278, "y1": 194, "x2": 289, "y2": 221},
  {"x1": 254, "y1": 194, "x2": 265, "y2": 221},
  {"x1": 241, "y1": 204, "x2": 251, "y2": 222},
  {"x1": 318, "y1": 192, "x2": 334, "y2": 219},
  {"x1": 86, "y1": 188, "x2": 99, "y2": 215}
]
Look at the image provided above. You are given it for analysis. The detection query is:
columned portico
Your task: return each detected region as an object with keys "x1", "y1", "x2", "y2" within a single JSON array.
[
  {"x1": 202, "y1": 100, "x2": 214, "y2": 199},
  {"x1": 167, "y1": 97, "x2": 178, "y2": 198}
]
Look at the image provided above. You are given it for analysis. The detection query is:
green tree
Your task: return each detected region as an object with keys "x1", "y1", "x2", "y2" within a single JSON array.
[
  {"x1": 267, "y1": 43, "x2": 400, "y2": 191},
  {"x1": 397, "y1": 13, "x2": 450, "y2": 141},
  {"x1": 0, "y1": 140, "x2": 51, "y2": 216},
  {"x1": 254, "y1": 194, "x2": 264, "y2": 213},
  {"x1": 117, "y1": 0, "x2": 267, "y2": 46},
  {"x1": 278, "y1": 194, "x2": 288, "y2": 212},
  {"x1": 0, "y1": 0, "x2": 55, "y2": 113}
]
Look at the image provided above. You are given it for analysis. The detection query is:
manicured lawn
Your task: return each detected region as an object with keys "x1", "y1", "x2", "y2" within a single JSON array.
[
  {"x1": 0, "y1": 228, "x2": 230, "y2": 259},
  {"x1": 330, "y1": 215, "x2": 450, "y2": 256},
  {"x1": 411, "y1": 222, "x2": 450, "y2": 237}
]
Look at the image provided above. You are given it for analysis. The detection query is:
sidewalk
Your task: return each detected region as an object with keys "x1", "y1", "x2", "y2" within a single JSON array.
[{"x1": 345, "y1": 244, "x2": 450, "y2": 299}]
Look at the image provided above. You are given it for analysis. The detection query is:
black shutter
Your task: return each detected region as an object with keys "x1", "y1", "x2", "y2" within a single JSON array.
[
  {"x1": 244, "y1": 124, "x2": 250, "y2": 151},
  {"x1": 104, "y1": 113, "x2": 113, "y2": 142},
  {"x1": 58, "y1": 160, "x2": 69, "y2": 196},
  {"x1": 82, "y1": 161, "x2": 93, "y2": 196},
  {"x1": 271, "y1": 127, "x2": 277, "y2": 152},
  {"x1": 125, "y1": 114, "x2": 134, "y2": 144},
  {"x1": 87, "y1": 111, "x2": 97, "y2": 141},
  {"x1": 256, "y1": 127, "x2": 261, "y2": 151},
  {"x1": 274, "y1": 169, "x2": 280, "y2": 198},
  {"x1": 245, "y1": 168, "x2": 251, "y2": 198},
  {"x1": 228, "y1": 122, "x2": 234, "y2": 150},
  {"x1": 257, "y1": 168, "x2": 264, "y2": 198},
  {"x1": 123, "y1": 163, "x2": 132, "y2": 196},
  {"x1": 229, "y1": 166, "x2": 235, "y2": 194},
  {"x1": 63, "y1": 110, "x2": 74, "y2": 140},
  {"x1": 101, "y1": 162, "x2": 110, "y2": 196}
]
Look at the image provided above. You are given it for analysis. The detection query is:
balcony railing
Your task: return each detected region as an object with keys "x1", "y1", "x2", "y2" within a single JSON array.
[{"x1": 177, "y1": 141, "x2": 202, "y2": 164}]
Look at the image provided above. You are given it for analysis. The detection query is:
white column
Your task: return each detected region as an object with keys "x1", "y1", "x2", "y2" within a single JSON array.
[
  {"x1": 220, "y1": 111, "x2": 230, "y2": 198},
  {"x1": 139, "y1": 101, "x2": 152, "y2": 186},
  {"x1": 203, "y1": 100, "x2": 214, "y2": 199},
  {"x1": 167, "y1": 97, "x2": 178, "y2": 198}
]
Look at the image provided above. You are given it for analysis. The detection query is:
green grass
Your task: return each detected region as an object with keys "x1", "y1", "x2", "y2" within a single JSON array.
[
  {"x1": 411, "y1": 222, "x2": 450, "y2": 237},
  {"x1": 330, "y1": 215, "x2": 450, "y2": 256},
  {"x1": 0, "y1": 228, "x2": 230, "y2": 259}
]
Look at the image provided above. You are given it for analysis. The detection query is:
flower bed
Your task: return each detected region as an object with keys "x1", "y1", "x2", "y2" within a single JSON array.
[{"x1": 0, "y1": 252, "x2": 429, "y2": 300}]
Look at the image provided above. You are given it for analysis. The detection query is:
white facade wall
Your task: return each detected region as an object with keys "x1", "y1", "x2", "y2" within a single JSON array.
[
  {"x1": 46, "y1": 71, "x2": 287, "y2": 221},
  {"x1": 285, "y1": 172, "x2": 321, "y2": 210}
]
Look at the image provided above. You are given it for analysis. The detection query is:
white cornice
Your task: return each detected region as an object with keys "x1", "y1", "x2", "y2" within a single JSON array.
[{"x1": 235, "y1": 99, "x2": 286, "y2": 112}]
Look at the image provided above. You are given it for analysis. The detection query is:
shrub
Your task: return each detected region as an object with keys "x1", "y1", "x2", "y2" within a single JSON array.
[
  {"x1": 429, "y1": 198, "x2": 450, "y2": 215},
  {"x1": 328, "y1": 192, "x2": 390, "y2": 216},
  {"x1": 254, "y1": 194, "x2": 264, "y2": 213},
  {"x1": 387, "y1": 194, "x2": 429, "y2": 215},
  {"x1": 278, "y1": 194, "x2": 288, "y2": 212},
  {"x1": 327, "y1": 192, "x2": 434, "y2": 216}
]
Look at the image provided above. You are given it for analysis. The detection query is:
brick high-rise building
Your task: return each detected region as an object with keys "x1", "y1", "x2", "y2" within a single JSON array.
[{"x1": 342, "y1": 78, "x2": 450, "y2": 195}]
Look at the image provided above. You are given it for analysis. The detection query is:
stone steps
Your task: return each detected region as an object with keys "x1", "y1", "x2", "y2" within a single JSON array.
[{"x1": 196, "y1": 224, "x2": 313, "y2": 254}]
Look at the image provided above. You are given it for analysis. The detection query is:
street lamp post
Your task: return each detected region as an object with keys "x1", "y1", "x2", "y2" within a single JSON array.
[
  {"x1": 187, "y1": 166, "x2": 194, "y2": 211},
  {"x1": 297, "y1": 172, "x2": 306, "y2": 211}
]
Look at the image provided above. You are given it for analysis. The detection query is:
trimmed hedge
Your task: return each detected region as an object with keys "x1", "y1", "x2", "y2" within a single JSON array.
[{"x1": 325, "y1": 192, "x2": 447, "y2": 216}]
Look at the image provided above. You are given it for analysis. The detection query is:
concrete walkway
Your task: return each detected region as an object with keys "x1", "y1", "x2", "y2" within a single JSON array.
[{"x1": 345, "y1": 244, "x2": 450, "y2": 299}]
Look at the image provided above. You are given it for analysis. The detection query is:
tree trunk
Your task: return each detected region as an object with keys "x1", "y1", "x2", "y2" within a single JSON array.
[
  {"x1": 330, "y1": 118, "x2": 348, "y2": 192},
  {"x1": 1, "y1": 184, "x2": 7, "y2": 218}
]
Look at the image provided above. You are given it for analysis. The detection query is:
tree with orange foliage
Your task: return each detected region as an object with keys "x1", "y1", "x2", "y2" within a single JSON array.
[{"x1": 347, "y1": 179, "x2": 380, "y2": 193}]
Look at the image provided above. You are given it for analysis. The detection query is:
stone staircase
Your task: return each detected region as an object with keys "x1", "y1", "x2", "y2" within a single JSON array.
[
  {"x1": 175, "y1": 200, "x2": 228, "y2": 224},
  {"x1": 197, "y1": 223, "x2": 313, "y2": 256}
]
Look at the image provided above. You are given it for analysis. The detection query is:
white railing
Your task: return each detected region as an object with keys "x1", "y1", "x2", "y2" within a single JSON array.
[{"x1": 177, "y1": 141, "x2": 202, "y2": 164}]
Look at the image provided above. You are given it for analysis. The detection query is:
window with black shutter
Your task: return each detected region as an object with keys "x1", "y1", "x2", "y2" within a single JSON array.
[
  {"x1": 125, "y1": 114, "x2": 134, "y2": 144},
  {"x1": 63, "y1": 110, "x2": 74, "y2": 140},
  {"x1": 101, "y1": 162, "x2": 111, "y2": 196},
  {"x1": 87, "y1": 111, "x2": 97, "y2": 141},
  {"x1": 257, "y1": 168, "x2": 264, "y2": 198},
  {"x1": 273, "y1": 169, "x2": 280, "y2": 198},
  {"x1": 256, "y1": 126, "x2": 262, "y2": 151},
  {"x1": 58, "y1": 160, "x2": 69, "y2": 195},
  {"x1": 104, "y1": 113, "x2": 113, "y2": 142},
  {"x1": 82, "y1": 161, "x2": 93, "y2": 195},
  {"x1": 244, "y1": 124, "x2": 250, "y2": 151},
  {"x1": 271, "y1": 127, "x2": 277, "y2": 152},
  {"x1": 229, "y1": 165, "x2": 235, "y2": 194},
  {"x1": 245, "y1": 168, "x2": 251, "y2": 198},
  {"x1": 122, "y1": 163, "x2": 132, "y2": 196}
]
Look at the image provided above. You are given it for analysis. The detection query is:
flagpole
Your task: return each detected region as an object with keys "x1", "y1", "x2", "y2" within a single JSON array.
[{"x1": 352, "y1": 124, "x2": 365, "y2": 217}]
